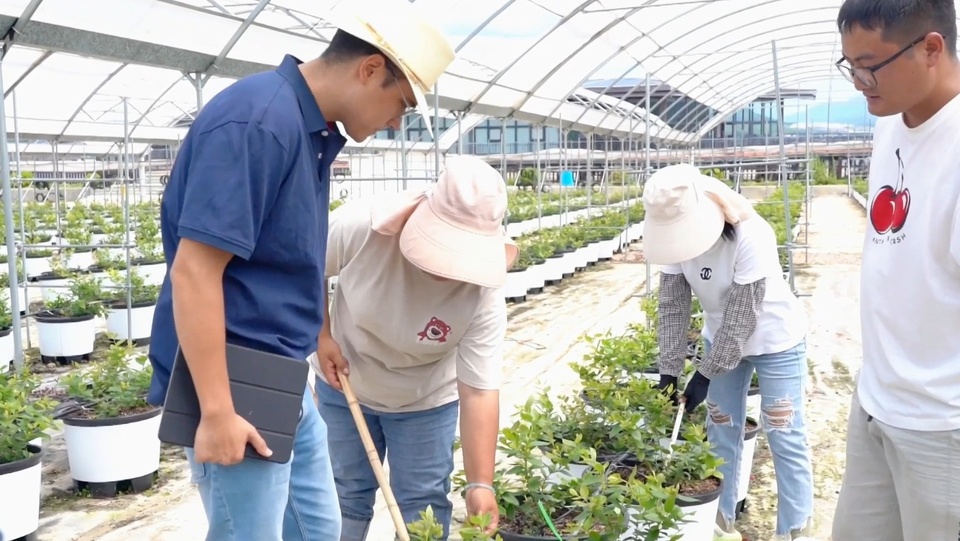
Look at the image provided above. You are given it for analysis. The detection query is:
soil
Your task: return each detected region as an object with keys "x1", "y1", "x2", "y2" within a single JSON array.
[
  {"x1": 607, "y1": 458, "x2": 646, "y2": 480},
  {"x1": 680, "y1": 476, "x2": 721, "y2": 497},
  {"x1": 32, "y1": 386, "x2": 69, "y2": 402},
  {"x1": 498, "y1": 508, "x2": 601, "y2": 539},
  {"x1": 66, "y1": 403, "x2": 156, "y2": 421},
  {"x1": 604, "y1": 454, "x2": 719, "y2": 498}
]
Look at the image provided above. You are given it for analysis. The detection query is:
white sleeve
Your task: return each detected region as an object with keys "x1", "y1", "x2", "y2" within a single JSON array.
[{"x1": 733, "y1": 221, "x2": 777, "y2": 285}]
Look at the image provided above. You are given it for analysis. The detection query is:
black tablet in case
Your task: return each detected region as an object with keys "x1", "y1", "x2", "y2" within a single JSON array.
[{"x1": 157, "y1": 342, "x2": 309, "y2": 464}]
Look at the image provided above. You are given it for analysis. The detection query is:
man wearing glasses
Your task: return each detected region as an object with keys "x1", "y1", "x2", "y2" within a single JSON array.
[{"x1": 832, "y1": 1, "x2": 960, "y2": 540}]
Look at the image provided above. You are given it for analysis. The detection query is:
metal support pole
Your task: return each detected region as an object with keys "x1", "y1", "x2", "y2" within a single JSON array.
[
  {"x1": 194, "y1": 72, "x2": 204, "y2": 113},
  {"x1": 535, "y1": 124, "x2": 542, "y2": 230},
  {"x1": 12, "y1": 90, "x2": 29, "y2": 351},
  {"x1": 0, "y1": 66, "x2": 24, "y2": 369},
  {"x1": 123, "y1": 98, "x2": 134, "y2": 344},
  {"x1": 644, "y1": 73, "x2": 652, "y2": 297},
  {"x1": 457, "y1": 112, "x2": 464, "y2": 155},
  {"x1": 804, "y1": 104, "x2": 812, "y2": 263},
  {"x1": 585, "y1": 132, "x2": 593, "y2": 215},
  {"x1": 433, "y1": 83, "x2": 440, "y2": 179},
  {"x1": 644, "y1": 73, "x2": 651, "y2": 175},
  {"x1": 400, "y1": 115, "x2": 408, "y2": 189},
  {"x1": 500, "y1": 117, "x2": 507, "y2": 182},
  {"x1": 771, "y1": 40, "x2": 795, "y2": 293}
]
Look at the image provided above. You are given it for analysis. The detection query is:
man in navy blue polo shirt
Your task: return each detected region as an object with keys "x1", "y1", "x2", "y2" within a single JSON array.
[{"x1": 147, "y1": 2, "x2": 454, "y2": 539}]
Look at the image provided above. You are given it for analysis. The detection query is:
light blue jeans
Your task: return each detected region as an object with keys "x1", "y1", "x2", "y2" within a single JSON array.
[
  {"x1": 314, "y1": 379, "x2": 460, "y2": 541},
  {"x1": 184, "y1": 385, "x2": 342, "y2": 541},
  {"x1": 704, "y1": 339, "x2": 814, "y2": 536}
]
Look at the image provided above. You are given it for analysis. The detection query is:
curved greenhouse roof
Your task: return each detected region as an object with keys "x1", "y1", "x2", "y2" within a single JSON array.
[{"x1": 0, "y1": 0, "x2": 868, "y2": 147}]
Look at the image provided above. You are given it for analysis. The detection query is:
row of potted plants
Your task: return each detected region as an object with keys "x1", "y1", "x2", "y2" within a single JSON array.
[
  {"x1": 505, "y1": 191, "x2": 643, "y2": 238},
  {"x1": 850, "y1": 179, "x2": 868, "y2": 209},
  {"x1": 751, "y1": 183, "x2": 805, "y2": 272},
  {"x1": 31, "y1": 268, "x2": 160, "y2": 364},
  {"x1": 507, "y1": 186, "x2": 642, "y2": 223},
  {"x1": 502, "y1": 203, "x2": 646, "y2": 301},
  {"x1": 0, "y1": 343, "x2": 160, "y2": 539},
  {"x1": 6, "y1": 201, "x2": 164, "y2": 283},
  {"x1": 0, "y1": 260, "x2": 161, "y2": 369}
]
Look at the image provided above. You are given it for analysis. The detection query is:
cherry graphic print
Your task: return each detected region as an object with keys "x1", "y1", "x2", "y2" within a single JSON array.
[{"x1": 870, "y1": 148, "x2": 910, "y2": 235}]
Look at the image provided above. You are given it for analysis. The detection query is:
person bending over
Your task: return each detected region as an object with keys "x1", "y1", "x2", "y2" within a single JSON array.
[
  {"x1": 644, "y1": 164, "x2": 815, "y2": 541},
  {"x1": 312, "y1": 155, "x2": 514, "y2": 541}
]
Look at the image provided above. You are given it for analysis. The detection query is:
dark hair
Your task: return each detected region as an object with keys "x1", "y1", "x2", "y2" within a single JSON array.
[
  {"x1": 320, "y1": 29, "x2": 403, "y2": 86},
  {"x1": 720, "y1": 222, "x2": 736, "y2": 242},
  {"x1": 837, "y1": 0, "x2": 957, "y2": 56}
]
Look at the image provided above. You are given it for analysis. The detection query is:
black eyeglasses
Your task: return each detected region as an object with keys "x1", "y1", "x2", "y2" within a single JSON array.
[
  {"x1": 385, "y1": 63, "x2": 416, "y2": 116},
  {"x1": 835, "y1": 34, "x2": 927, "y2": 88}
]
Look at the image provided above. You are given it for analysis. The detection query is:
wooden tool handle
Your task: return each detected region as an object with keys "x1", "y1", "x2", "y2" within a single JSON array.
[{"x1": 338, "y1": 371, "x2": 410, "y2": 541}]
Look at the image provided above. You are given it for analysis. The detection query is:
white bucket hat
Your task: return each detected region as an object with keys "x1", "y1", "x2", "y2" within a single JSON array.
[
  {"x1": 326, "y1": 0, "x2": 455, "y2": 134},
  {"x1": 641, "y1": 164, "x2": 726, "y2": 265}
]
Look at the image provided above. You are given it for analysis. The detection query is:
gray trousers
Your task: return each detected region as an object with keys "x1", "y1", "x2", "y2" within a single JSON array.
[{"x1": 832, "y1": 389, "x2": 960, "y2": 541}]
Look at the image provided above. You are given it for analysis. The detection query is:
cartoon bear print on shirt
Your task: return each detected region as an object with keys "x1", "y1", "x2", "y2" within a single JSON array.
[{"x1": 417, "y1": 317, "x2": 451, "y2": 343}]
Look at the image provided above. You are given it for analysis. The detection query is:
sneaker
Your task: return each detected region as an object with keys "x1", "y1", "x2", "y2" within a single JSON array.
[{"x1": 714, "y1": 524, "x2": 743, "y2": 541}]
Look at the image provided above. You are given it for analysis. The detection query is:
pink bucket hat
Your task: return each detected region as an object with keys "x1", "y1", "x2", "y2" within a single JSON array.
[{"x1": 370, "y1": 155, "x2": 519, "y2": 288}]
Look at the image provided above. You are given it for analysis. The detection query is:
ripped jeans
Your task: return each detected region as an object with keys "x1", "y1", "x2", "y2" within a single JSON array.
[{"x1": 704, "y1": 339, "x2": 814, "y2": 536}]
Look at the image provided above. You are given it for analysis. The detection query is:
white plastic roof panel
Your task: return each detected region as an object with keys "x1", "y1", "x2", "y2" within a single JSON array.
[
  {"x1": 0, "y1": 0, "x2": 886, "y2": 145},
  {"x1": 31, "y1": 0, "x2": 238, "y2": 56}
]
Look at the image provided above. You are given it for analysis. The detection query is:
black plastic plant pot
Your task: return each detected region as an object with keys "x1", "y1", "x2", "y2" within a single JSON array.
[
  {"x1": 744, "y1": 417, "x2": 761, "y2": 441},
  {"x1": 676, "y1": 476, "x2": 723, "y2": 508},
  {"x1": 0, "y1": 444, "x2": 42, "y2": 477},
  {"x1": 748, "y1": 384, "x2": 760, "y2": 397},
  {"x1": 106, "y1": 299, "x2": 157, "y2": 311},
  {"x1": 31, "y1": 272, "x2": 71, "y2": 284},
  {"x1": 34, "y1": 312, "x2": 95, "y2": 325},
  {"x1": 61, "y1": 406, "x2": 161, "y2": 428}
]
